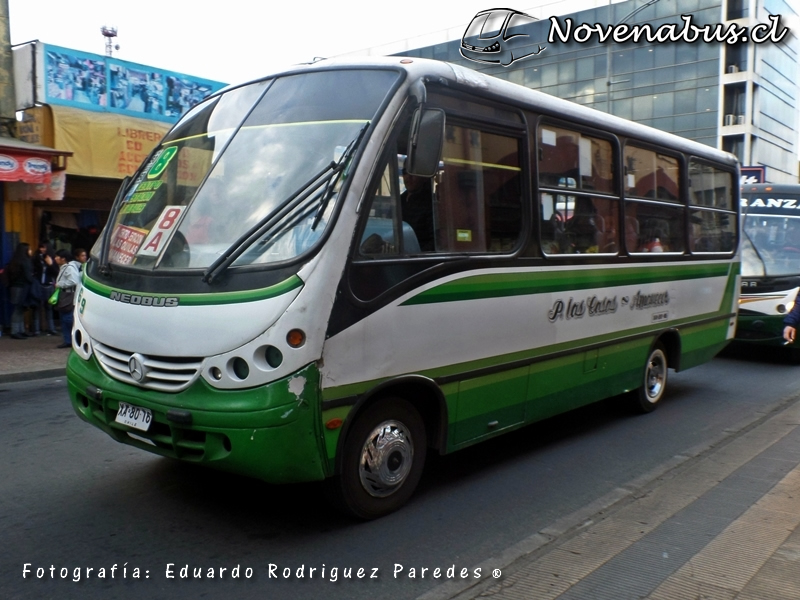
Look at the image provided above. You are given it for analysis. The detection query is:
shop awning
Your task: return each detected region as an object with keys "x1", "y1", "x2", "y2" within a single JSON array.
[{"x1": 0, "y1": 136, "x2": 71, "y2": 183}]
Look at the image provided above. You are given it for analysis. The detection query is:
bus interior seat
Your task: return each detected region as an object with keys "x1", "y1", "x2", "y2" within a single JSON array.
[{"x1": 360, "y1": 217, "x2": 421, "y2": 254}]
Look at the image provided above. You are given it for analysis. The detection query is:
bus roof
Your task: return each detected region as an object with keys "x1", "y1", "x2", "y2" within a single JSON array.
[{"x1": 216, "y1": 56, "x2": 737, "y2": 169}]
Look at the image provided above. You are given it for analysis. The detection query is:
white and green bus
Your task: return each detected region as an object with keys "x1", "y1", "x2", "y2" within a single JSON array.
[
  {"x1": 67, "y1": 57, "x2": 740, "y2": 519},
  {"x1": 738, "y1": 183, "x2": 800, "y2": 347}
]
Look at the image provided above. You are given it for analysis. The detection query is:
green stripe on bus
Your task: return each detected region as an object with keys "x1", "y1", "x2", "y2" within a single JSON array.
[
  {"x1": 321, "y1": 310, "x2": 731, "y2": 402},
  {"x1": 82, "y1": 273, "x2": 304, "y2": 306},
  {"x1": 401, "y1": 263, "x2": 731, "y2": 305}
]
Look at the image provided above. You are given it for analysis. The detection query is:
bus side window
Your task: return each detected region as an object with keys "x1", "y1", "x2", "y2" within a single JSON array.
[
  {"x1": 360, "y1": 158, "x2": 404, "y2": 255},
  {"x1": 688, "y1": 160, "x2": 737, "y2": 254},
  {"x1": 435, "y1": 124, "x2": 522, "y2": 253}
]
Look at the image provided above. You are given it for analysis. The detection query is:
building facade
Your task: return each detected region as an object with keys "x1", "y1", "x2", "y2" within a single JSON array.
[
  {"x1": 357, "y1": 0, "x2": 799, "y2": 183},
  {"x1": 1, "y1": 41, "x2": 226, "y2": 331}
]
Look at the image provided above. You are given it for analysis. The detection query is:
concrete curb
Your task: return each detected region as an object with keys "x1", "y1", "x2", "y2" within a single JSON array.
[{"x1": 0, "y1": 368, "x2": 67, "y2": 385}]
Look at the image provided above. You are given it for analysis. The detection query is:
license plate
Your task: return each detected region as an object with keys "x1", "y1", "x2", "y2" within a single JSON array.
[{"x1": 115, "y1": 402, "x2": 153, "y2": 432}]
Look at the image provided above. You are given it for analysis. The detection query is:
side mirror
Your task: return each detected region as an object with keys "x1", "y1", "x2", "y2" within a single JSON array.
[{"x1": 405, "y1": 107, "x2": 445, "y2": 178}]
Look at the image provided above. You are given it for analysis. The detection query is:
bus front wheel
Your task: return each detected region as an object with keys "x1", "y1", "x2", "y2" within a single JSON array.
[
  {"x1": 330, "y1": 398, "x2": 426, "y2": 520},
  {"x1": 630, "y1": 342, "x2": 668, "y2": 414}
]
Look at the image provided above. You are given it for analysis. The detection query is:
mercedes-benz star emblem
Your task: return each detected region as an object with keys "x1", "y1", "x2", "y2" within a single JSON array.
[{"x1": 128, "y1": 353, "x2": 147, "y2": 383}]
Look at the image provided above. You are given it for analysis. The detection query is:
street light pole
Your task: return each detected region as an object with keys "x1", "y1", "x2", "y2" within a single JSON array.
[{"x1": 605, "y1": 0, "x2": 662, "y2": 113}]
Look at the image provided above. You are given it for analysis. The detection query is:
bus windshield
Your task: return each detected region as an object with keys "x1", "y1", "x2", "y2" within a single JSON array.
[
  {"x1": 103, "y1": 69, "x2": 399, "y2": 271},
  {"x1": 742, "y1": 189, "x2": 800, "y2": 277}
]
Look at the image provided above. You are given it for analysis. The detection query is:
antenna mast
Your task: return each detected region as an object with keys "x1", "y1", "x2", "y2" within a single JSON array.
[{"x1": 101, "y1": 26, "x2": 119, "y2": 57}]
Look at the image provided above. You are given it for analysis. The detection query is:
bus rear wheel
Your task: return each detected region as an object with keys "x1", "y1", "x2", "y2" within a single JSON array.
[
  {"x1": 629, "y1": 342, "x2": 668, "y2": 413},
  {"x1": 330, "y1": 398, "x2": 426, "y2": 520}
]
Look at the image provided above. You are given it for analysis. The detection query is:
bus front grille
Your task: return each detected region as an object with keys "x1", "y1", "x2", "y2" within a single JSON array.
[{"x1": 93, "y1": 342, "x2": 203, "y2": 393}]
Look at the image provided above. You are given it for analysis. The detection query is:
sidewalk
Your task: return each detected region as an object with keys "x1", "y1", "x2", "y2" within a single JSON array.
[
  {"x1": 422, "y1": 393, "x2": 800, "y2": 600},
  {"x1": 0, "y1": 331, "x2": 70, "y2": 383}
]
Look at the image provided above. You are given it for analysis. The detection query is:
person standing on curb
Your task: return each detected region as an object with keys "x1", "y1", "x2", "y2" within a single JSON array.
[
  {"x1": 32, "y1": 241, "x2": 59, "y2": 337},
  {"x1": 6, "y1": 242, "x2": 35, "y2": 340},
  {"x1": 53, "y1": 249, "x2": 81, "y2": 349}
]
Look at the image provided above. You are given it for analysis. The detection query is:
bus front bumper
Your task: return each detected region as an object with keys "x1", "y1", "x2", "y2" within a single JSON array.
[
  {"x1": 734, "y1": 313, "x2": 786, "y2": 346},
  {"x1": 66, "y1": 353, "x2": 328, "y2": 484}
]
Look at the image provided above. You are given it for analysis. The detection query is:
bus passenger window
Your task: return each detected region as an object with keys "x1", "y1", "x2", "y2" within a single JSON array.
[
  {"x1": 626, "y1": 203, "x2": 685, "y2": 253},
  {"x1": 435, "y1": 125, "x2": 522, "y2": 253},
  {"x1": 539, "y1": 127, "x2": 614, "y2": 193},
  {"x1": 359, "y1": 118, "x2": 522, "y2": 257},
  {"x1": 688, "y1": 160, "x2": 737, "y2": 254}
]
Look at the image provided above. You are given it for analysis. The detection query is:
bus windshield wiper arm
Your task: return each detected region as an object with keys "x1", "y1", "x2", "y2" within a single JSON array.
[
  {"x1": 202, "y1": 162, "x2": 338, "y2": 284},
  {"x1": 311, "y1": 122, "x2": 369, "y2": 231},
  {"x1": 203, "y1": 123, "x2": 369, "y2": 284}
]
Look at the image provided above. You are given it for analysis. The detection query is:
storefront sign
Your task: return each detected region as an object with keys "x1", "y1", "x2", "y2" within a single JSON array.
[
  {"x1": 6, "y1": 170, "x2": 67, "y2": 201},
  {"x1": 22, "y1": 43, "x2": 226, "y2": 124},
  {"x1": 741, "y1": 166, "x2": 766, "y2": 185},
  {"x1": 0, "y1": 152, "x2": 52, "y2": 183},
  {"x1": 49, "y1": 105, "x2": 172, "y2": 178}
]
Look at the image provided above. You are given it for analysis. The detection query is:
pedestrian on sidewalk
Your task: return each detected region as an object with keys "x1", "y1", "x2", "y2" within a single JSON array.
[
  {"x1": 32, "y1": 241, "x2": 59, "y2": 337},
  {"x1": 73, "y1": 248, "x2": 88, "y2": 266},
  {"x1": 54, "y1": 249, "x2": 81, "y2": 349},
  {"x1": 6, "y1": 242, "x2": 35, "y2": 340},
  {"x1": 784, "y1": 290, "x2": 800, "y2": 344}
]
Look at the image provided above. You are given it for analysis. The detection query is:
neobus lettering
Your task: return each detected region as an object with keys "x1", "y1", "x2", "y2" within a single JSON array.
[{"x1": 109, "y1": 291, "x2": 179, "y2": 307}]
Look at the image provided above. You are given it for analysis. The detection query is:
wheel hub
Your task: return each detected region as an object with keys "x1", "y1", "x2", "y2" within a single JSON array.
[
  {"x1": 359, "y1": 420, "x2": 414, "y2": 498},
  {"x1": 646, "y1": 353, "x2": 666, "y2": 400}
]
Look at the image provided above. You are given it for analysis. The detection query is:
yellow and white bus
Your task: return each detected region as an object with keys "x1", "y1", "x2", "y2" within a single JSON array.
[{"x1": 67, "y1": 57, "x2": 740, "y2": 519}]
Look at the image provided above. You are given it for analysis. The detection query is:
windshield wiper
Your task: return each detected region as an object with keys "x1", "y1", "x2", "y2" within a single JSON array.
[
  {"x1": 311, "y1": 122, "x2": 369, "y2": 231},
  {"x1": 202, "y1": 122, "x2": 369, "y2": 284}
]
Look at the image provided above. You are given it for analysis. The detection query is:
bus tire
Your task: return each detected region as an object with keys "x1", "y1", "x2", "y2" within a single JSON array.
[
  {"x1": 629, "y1": 342, "x2": 668, "y2": 414},
  {"x1": 329, "y1": 398, "x2": 426, "y2": 520}
]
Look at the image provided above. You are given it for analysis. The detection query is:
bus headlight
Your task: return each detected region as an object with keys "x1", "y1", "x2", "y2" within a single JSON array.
[{"x1": 73, "y1": 323, "x2": 93, "y2": 360}]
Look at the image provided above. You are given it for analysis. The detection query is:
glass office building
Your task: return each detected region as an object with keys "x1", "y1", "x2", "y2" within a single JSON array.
[{"x1": 382, "y1": 0, "x2": 799, "y2": 182}]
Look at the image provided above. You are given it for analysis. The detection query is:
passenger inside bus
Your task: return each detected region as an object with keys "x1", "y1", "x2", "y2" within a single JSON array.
[
  {"x1": 782, "y1": 223, "x2": 800, "y2": 253},
  {"x1": 401, "y1": 165, "x2": 436, "y2": 252},
  {"x1": 564, "y1": 197, "x2": 600, "y2": 253}
]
